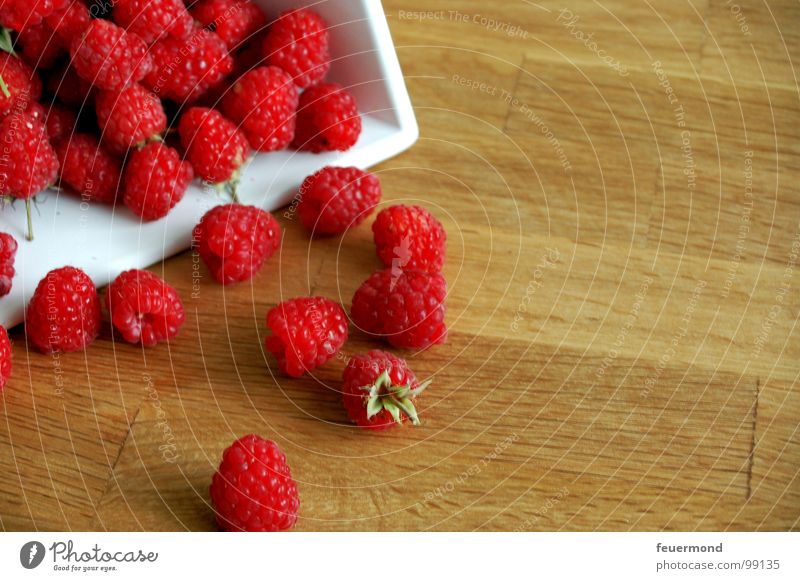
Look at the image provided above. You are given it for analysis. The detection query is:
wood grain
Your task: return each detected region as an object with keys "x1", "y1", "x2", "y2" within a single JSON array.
[{"x1": 1, "y1": 0, "x2": 798, "y2": 531}]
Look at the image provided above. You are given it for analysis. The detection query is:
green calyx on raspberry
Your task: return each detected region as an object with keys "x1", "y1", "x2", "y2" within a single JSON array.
[{"x1": 362, "y1": 370, "x2": 431, "y2": 425}]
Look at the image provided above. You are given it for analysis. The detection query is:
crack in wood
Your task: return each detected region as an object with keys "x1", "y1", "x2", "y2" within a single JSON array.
[{"x1": 746, "y1": 377, "x2": 760, "y2": 500}]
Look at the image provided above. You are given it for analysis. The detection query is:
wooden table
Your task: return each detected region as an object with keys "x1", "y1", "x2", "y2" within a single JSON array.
[{"x1": 1, "y1": 0, "x2": 798, "y2": 531}]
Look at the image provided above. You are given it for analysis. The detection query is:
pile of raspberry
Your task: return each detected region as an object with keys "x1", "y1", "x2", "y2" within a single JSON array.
[
  {"x1": 0, "y1": 1, "x2": 450, "y2": 535},
  {"x1": 0, "y1": 0, "x2": 361, "y2": 239}
]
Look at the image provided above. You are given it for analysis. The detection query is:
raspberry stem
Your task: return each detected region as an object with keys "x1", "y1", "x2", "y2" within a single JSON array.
[
  {"x1": 362, "y1": 371, "x2": 431, "y2": 426},
  {"x1": 227, "y1": 171, "x2": 242, "y2": 204},
  {"x1": 25, "y1": 199, "x2": 33, "y2": 241}
]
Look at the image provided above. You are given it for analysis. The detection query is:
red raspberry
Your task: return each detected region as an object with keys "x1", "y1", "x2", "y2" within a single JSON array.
[
  {"x1": 209, "y1": 434, "x2": 299, "y2": 532},
  {"x1": 191, "y1": 0, "x2": 266, "y2": 50},
  {"x1": 143, "y1": 26, "x2": 232, "y2": 103},
  {"x1": 0, "y1": 0, "x2": 68, "y2": 30},
  {"x1": 69, "y1": 19, "x2": 152, "y2": 91},
  {"x1": 193, "y1": 204, "x2": 281, "y2": 285},
  {"x1": 17, "y1": 21, "x2": 66, "y2": 69},
  {"x1": 0, "y1": 53, "x2": 42, "y2": 119},
  {"x1": 0, "y1": 325, "x2": 11, "y2": 392},
  {"x1": 342, "y1": 350, "x2": 431, "y2": 429},
  {"x1": 55, "y1": 133, "x2": 121, "y2": 204},
  {"x1": 96, "y1": 84, "x2": 167, "y2": 153},
  {"x1": 45, "y1": 1, "x2": 92, "y2": 44},
  {"x1": 105, "y1": 269, "x2": 185, "y2": 347},
  {"x1": 351, "y1": 268, "x2": 448, "y2": 349},
  {"x1": 113, "y1": 0, "x2": 193, "y2": 44},
  {"x1": 0, "y1": 111, "x2": 58, "y2": 199},
  {"x1": 0, "y1": 232, "x2": 18, "y2": 297},
  {"x1": 0, "y1": 111, "x2": 58, "y2": 240},
  {"x1": 47, "y1": 62, "x2": 94, "y2": 107},
  {"x1": 24, "y1": 100, "x2": 46, "y2": 125},
  {"x1": 293, "y1": 83, "x2": 361, "y2": 153},
  {"x1": 297, "y1": 166, "x2": 381, "y2": 236},
  {"x1": 262, "y1": 8, "x2": 329, "y2": 89},
  {"x1": 25, "y1": 266, "x2": 102, "y2": 353},
  {"x1": 44, "y1": 103, "x2": 77, "y2": 142},
  {"x1": 265, "y1": 297, "x2": 348, "y2": 377},
  {"x1": 220, "y1": 66, "x2": 297, "y2": 152},
  {"x1": 373, "y1": 205, "x2": 446, "y2": 274},
  {"x1": 123, "y1": 142, "x2": 193, "y2": 221},
  {"x1": 179, "y1": 107, "x2": 249, "y2": 186}
]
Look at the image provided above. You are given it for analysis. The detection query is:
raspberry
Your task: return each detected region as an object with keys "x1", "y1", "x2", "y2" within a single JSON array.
[
  {"x1": 209, "y1": 434, "x2": 299, "y2": 532},
  {"x1": 262, "y1": 8, "x2": 329, "y2": 89},
  {"x1": 105, "y1": 269, "x2": 185, "y2": 347},
  {"x1": 25, "y1": 266, "x2": 102, "y2": 353},
  {"x1": 0, "y1": 111, "x2": 58, "y2": 240},
  {"x1": 143, "y1": 26, "x2": 232, "y2": 103},
  {"x1": 351, "y1": 268, "x2": 448, "y2": 349},
  {"x1": 0, "y1": 53, "x2": 42, "y2": 119},
  {"x1": 373, "y1": 205, "x2": 446, "y2": 273},
  {"x1": 96, "y1": 84, "x2": 167, "y2": 153},
  {"x1": 191, "y1": 0, "x2": 266, "y2": 50},
  {"x1": 292, "y1": 83, "x2": 361, "y2": 152},
  {"x1": 47, "y1": 63, "x2": 94, "y2": 107},
  {"x1": 44, "y1": 103, "x2": 77, "y2": 142},
  {"x1": 265, "y1": 297, "x2": 348, "y2": 377},
  {"x1": 45, "y1": 1, "x2": 91, "y2": 44},
  {"x1": 123, "y1": 142, "x2": 193, "y2": 221},
  {"x1": 220, "y1": 66, "x2": 297, "y2": 152},
  {"x1": 24, "y1": 100, "x2": 46, "y2": 124},
  {"x1": 297, "y1": 166, "x2": 381, "y2": 236},
  {"x1": 193, "y1": 204, "x2": 281, "y2": 285},
  {"x1": 55, "y1": 133, "x2": 121, "y2": 205},
  {"x1": 0, "y1": 232, "x2": 18, "y2": 297},
  {"x1": 113, "y1": 0, "x2": 194, "y2": 44},
  {"x1": 69, "y1": 19, "x2": 152, "y2": 91},
  {"x1": 17, "y1": 21, "x2": 66, "y2": 69},
  {"x1": 342, "y1": 350, "x2": 431, "y2": 429},
  {"x1": 0, "y1": 325, "x2": 10, "y2": 391},
  {"x1": 0, "y1": 0, "x2": 68, "y2": 30},
  {"x1": 0, "y1": 111, "x2": 58, "y2": 199},
  {"x1": 178, "y1": 107, "x2": 249, "y2": 186}
]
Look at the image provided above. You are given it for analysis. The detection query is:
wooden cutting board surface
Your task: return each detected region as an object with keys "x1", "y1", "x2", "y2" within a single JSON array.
[{"x1": 1, "y1": 0, "x2": 798, "y2": 531}]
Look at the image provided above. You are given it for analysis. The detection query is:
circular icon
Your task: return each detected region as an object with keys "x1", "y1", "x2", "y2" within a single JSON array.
[{"x1": 19, "y1": 541, "x2": 46, "y2": 569}]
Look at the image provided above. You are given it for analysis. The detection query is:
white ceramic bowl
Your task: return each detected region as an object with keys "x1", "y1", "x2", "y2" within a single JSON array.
[{"x1": 0, "y1": 0, "x2": 417, "y2": 329}]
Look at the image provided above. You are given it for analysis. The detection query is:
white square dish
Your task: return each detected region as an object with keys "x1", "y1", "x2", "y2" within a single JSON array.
[{"x1": 0, "y1": 0, "x2": 418, "y2": 329}]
